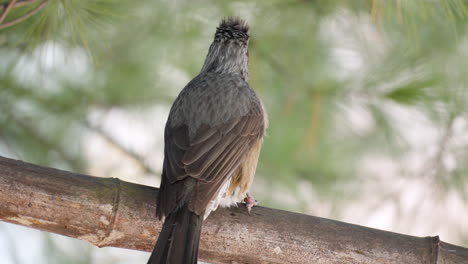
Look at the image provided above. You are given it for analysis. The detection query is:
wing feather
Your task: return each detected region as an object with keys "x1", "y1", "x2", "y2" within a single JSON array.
[
  {"x1": 182, "y1": 132, "x2": 222, "y2": 165},
  {"x1": 159, "y1": 109, "x2": 264, "y2": 217}
]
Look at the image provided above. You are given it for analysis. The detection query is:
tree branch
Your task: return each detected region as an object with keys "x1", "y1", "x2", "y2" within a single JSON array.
[
  {"x1": 0, "y1": 0, "x2": 39, "y2": 12},
  {"x1": 0, "y1": 0, "x2": 17, "y2": 24},
  {"x1": 0, "y1": 0, "x2": 48, "y2": 30},
  {"x1": 0, "y1": 155, "x2": 467, "y2": 264}
]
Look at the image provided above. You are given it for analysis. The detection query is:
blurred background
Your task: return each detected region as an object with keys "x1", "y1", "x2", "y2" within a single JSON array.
[{"x1": 0, "y1": 0, "x2": 467, "y2": 263}]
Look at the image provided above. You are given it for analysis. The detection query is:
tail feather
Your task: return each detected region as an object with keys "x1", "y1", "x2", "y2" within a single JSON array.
[{"x1": 148, "y1": 205, "x2": 203, "y2": 264}]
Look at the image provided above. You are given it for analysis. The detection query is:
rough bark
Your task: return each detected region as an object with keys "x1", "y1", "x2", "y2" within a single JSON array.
[{"x1": 0, "y1": 155, "x2": 467, "y2": 264}]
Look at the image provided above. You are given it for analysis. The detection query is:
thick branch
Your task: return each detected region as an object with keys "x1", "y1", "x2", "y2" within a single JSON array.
[{"x1": 0, "y1": 156, "x2": 467, "y2": 264}]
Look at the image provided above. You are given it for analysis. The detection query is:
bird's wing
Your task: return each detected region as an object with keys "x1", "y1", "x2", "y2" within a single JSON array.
[{"x1": 158, "y1": 104, "x2": 264, "y2": 217}]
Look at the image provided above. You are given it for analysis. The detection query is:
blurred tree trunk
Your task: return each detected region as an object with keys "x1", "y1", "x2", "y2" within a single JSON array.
[{"x1": 0, "y1": 155, "x2": 467, "y2": 264}]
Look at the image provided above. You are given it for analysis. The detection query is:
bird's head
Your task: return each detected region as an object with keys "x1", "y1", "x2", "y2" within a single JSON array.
[
  {"x1": 201, "y1": 17, "x2": 251, "y2": 81},
  {"x1": 214, "y1": 17, "x2": 250, "y2": 45}
]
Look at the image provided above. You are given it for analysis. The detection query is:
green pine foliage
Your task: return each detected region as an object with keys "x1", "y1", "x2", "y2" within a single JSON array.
[
  {"x1": 1, "y1": 0, "x2": 467, "y2": 207},
  {"x1": 0, "y1": 0, "x2": 467, "y2": 260}
]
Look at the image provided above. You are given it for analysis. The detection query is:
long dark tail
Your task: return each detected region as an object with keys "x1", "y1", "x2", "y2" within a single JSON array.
[{"x1": 147, "y1": 204, "x2": 203, "y2": 264}]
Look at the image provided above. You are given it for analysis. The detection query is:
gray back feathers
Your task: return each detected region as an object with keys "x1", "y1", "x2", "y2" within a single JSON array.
[{"x1": 168, "y1": 72, "x2": 258, "y2": 139}]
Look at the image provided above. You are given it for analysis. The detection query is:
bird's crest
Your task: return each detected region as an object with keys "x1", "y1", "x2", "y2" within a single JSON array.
[{"x1": 215, "y1": 17, "x2": 249, "y2": 43}]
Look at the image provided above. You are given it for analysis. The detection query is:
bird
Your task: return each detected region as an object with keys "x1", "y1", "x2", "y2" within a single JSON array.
[{"x1": 147, "y1": 17, "x2": 267, "y2": 264}]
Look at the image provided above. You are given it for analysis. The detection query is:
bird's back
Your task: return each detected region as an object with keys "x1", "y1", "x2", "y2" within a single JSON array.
[{"x1": 167, "y1": 72, "x2": 262, "y2": 139}]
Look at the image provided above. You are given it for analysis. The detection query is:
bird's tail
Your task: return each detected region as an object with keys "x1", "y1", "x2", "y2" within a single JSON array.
[{"x1": 147, "y1": 204, "x2": 203, "y2": 264}]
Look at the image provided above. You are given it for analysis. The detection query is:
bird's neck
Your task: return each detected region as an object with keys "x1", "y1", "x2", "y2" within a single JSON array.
[{"x1": 200, "y1": 41, "x2": 249, "y2": 81}]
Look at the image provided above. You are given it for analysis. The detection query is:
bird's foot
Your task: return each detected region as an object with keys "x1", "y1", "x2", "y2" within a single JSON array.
[{"x1": 242, "y1": 193, "x2": 258, "y2": 215}]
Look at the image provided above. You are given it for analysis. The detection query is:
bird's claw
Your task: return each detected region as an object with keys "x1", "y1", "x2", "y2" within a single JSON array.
[{"x1": 243, "y1": 193, "x2": 258, "y2": 215}]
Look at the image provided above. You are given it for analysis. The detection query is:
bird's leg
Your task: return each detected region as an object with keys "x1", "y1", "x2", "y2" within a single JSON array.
[{"x1": 242, "y1": 192, "x2": 258, "y2": 215}]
